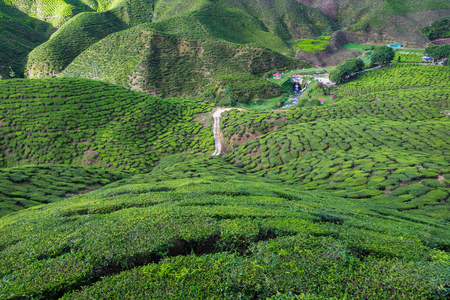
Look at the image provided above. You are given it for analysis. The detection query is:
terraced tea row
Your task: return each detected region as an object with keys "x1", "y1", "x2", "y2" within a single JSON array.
[
  {"x1": 0, "y1": 161, "x2": 448, "y2": 299},
  {"x1": 0, "y1": 164, "x2": 129, "y2": 217},
  {"x1": 0, "y1": 78, "x2": 214, "y2": 172},
  {"x1": 226, "y1": 118, "x2": 449, "y2": 220},
  {"x1": 335, "y1": 65, "x2": 450, "y2": 98},
  {"x1": 221, "y1": 66, "x2": 450, "y2": 141}
]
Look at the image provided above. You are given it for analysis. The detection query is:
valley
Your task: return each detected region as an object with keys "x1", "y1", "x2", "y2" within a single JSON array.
[{"x1": 0, "y1": 0, "x2": 449, "y2": 299}]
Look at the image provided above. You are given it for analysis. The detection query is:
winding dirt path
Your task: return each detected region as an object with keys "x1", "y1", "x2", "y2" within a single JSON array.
[{"x1": 212, "y1": 108, "x2": 235, "y2": 156}]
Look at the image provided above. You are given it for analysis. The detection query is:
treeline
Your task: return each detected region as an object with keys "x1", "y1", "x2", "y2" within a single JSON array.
[
  {"x1": 420, "y1": 17, "x2": 450, "y2": 40},
  {"x1": 425, "y1": 44, "x2": 450, "y2": 64},
  {"x1": 329, "y1": 58, "x2": 364, "y2": 84},
  {"x1": 331, "y1": 46, "x2": 396, "y2": 84}
]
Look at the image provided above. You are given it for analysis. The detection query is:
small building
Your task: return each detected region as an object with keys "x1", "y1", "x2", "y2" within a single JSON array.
[
  {"x1": 273, "y1": 73, "x2": 281, "y2": 79},
  {"x1": 422, "y1": 56, "x2": 432, "y2": 61},
  {"x1": 387, "y1": 43, "x2": 402, "y2": 48}
]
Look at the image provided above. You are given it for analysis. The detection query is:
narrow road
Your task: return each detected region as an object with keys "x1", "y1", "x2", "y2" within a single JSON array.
[{"x1": 212, "y1": 108, "x2": 234, "y2": 156}]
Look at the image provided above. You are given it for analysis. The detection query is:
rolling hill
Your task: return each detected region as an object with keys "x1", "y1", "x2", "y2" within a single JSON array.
[
  {"x1": 24, "y1": 0, "x2": 331, "y2": 97},
  {"x1": 0, "y1": 77, "x2": 215, "y2": 172},
  {"x1": 0, "y1": 154, "x2": 449, "y2": 299},
  {"x1": 0, "y1": 0, "x2": 449, "y2": 298}
]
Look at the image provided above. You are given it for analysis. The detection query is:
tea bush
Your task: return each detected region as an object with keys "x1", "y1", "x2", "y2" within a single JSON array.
[
  {"x1": 0, "y1": 78, "x2": 214, "y2": 172},
  {"x1": 0, "y1": 164, "x2": 129, "y2": 217}
]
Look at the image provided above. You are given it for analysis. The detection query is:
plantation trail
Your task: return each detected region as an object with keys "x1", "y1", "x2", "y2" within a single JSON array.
[{"x1": 212, "y1": 108, "x2": 243, "y2": 155}]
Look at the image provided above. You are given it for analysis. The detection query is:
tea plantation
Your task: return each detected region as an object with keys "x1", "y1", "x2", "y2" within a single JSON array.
[
  {"x1": 1, "y1": 1, "x2": 450, "y2": 296},
  {"x1": 60, "y1": 24, "x2": 307, "y2": 99},
  {"x1": 222, "y1": 65, "x2": 449, "y2": 224},
  {"x1": 0, "y1": 164, "x2": 129, "y2": 217},
  {"x1": 0, "y1": 78, "x2": 215, "y2": 172},
  {"x1": 25, "y1": 0, "x2": 329, "y2": 97},
  {"x1": 0, "y1": 154, "x2": 449, "y2": 299}
]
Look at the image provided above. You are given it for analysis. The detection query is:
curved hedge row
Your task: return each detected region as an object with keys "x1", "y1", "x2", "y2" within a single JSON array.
[
  {"x1": 0, "y1": 164, "x2": 129, "y2": 217},
  {"x1": 0, "y1": 78, "x2": 214, "y2": 172},
  {"x1": 0, "y1": 163, "x2": 448, "y2": 298}
]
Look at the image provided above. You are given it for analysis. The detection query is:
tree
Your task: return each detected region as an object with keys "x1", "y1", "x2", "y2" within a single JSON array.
[
  {"x1": 425, "y1": 44, "x2": 450, "y2": 60},
  {"x1": 420, "y1": 17, "x2": 450, "y2": 40},
  {"x1": 329, "y1": 68, "x2": 344, "y2": 84},
  {"x1": 329, "y1": 58, "x2": 365, "y2": 84},
  {"x1": 370, "y1": 46, "x2": 395, "y2": 66}
]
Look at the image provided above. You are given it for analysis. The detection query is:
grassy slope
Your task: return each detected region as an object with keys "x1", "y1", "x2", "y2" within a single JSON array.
[
  {"x1": 0, "y1": 78, "x2": 215, "y2": 172},
  {"x1": 337, "y1": 0, "x2": 450, "y2": 43},
  {"x1": 0, "y1": 2, "x2": 55, "y2": 78},
  {"x1": 28, "y1": 0, "x2": 329, "y2": 95},
  {"x1": 0, "y1": 155, "x2": 448, "y2": 299},
  {"x1": 0, "y1": 164, "x2": 129, "y2": 217},
  {"x1": 61, "y1": 24, "x2": 308, "y2": 99}
]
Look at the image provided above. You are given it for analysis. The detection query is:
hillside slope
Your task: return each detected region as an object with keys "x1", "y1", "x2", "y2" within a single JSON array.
[
  {"x1": 0, "y1": 155, "x2": 448, "y2": 299},
  {"x1": 0, "y1": 2, "x2": 55, "y2": 79},
  {"x1": 222, "y1": 65, "x2": 450, "y2": 223},
  {"x1": 25, "y1": 0, "x2": 329, "y2": 98},
  {"x1": 0, "y1": 164, "x2": 129, "y2": 217},
  {"x1": 60, "y1": 24, "x2": 308, "y2": 98},
  {"x1": 0, "y1": 78, "x2": 214, "y2": 172}
]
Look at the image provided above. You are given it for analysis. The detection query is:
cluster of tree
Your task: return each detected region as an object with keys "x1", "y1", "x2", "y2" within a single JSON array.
[
  {"x1": 420, "y1": 17, "x2": 450, "y2": 40},
  {"x1": 425, "y1": 44, "x2": 450, "y2": 61},
  {"x1": 370, "y1": 46, "x2": 395, "y2": 67},
  {"x1": 329, "y1": 58, "x2": 364, "y2": 84}
]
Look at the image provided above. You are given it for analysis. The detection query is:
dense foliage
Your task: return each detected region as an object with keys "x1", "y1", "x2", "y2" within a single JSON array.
[
  {"x1": 420, "y1": 17, "x2": 450, "y2": 40},
  {"x1": 0, "y1": 165, "x2": 129, "y2": 217},
  {"x1": 0, "y1": 155, "x2": 448, "y2": 299},
  {"x1": 329, "y1": 58, "x2": 364, "y2": 83},
  {"x1": 0, "y1": 78, "x2": 214, "y2": 172},
  {"x1": 370, "y1": 46, "x2": 395, "y2": 66},
  {"x1": 425, "y1": 44, "x2": 450, "y2": 60}
]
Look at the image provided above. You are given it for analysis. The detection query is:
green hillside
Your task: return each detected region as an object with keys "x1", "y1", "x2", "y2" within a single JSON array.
[
  {"x1": 60, "y1": 24, "x2": 307, "y2": 98},
  {"x1": 25, "y1": 11, "x2": 127, "y2": 78},
  {"x1": 0, "y1": 78, "x2": 215, "y2": 172},
  {"x1": 0, "y1": 154, "x2": 448, "y2": 299},
  {"x1": 0, "y1": 164, "x2": 129, "y2": 217},
  {"x1": 221, "y1": 65, "x2": 450, "y2": 223},
  {"x1": 338, "y1": 0, "x2": 450, "y2": 43},
  {"x1": 1, "y1": 0, "x2": 450, "y2": 297},
  {"x1": 0, "y1": 2, "x2": 54, "y2": 79},
  {"x1": 25, "y1": 0, "x2": 329, "y2": 98}
]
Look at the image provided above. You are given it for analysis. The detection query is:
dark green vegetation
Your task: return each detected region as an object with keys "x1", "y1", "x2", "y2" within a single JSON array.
[
  {"x1": 0, "y1": 164, "x2": 129, "y2": 217},
  {"x1": 425, "y1": 44, "x2": 450, "y2": 61},
  {"x1": 370, "y1": 45, "x2": 395, "y2": 66},
  {"x1": 421, "y1": 16, "x2": 450, "y2": 40},
  {"x1": 329, "y1": 57, "x2": 364, "y2": 83},
  {"x1": 0, "y1": 155, "x2": 449, "y2": 299},
  {"x1": 0, "y1": 1, "x2": 54, "y2": 79},
  {"x1": 0, "y1": 78, "x2": 215, "y2": 172}
]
